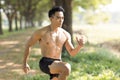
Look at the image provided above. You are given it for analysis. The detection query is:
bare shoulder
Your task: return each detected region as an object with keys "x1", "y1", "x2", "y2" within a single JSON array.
[
  {"x1": 30, "y1": 26, "x2": 49, "y2": 40},
  {"x1": 60, "y1": 28, "x2": 71, "y2": 39},
  {"x1": 33, "y1": 26, "x2": 49, "y2": 36}
]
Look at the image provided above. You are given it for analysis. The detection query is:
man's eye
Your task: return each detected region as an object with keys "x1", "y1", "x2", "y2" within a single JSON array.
[{"x1": 57, "y1": 17, "x2": 60, "y2": 19}]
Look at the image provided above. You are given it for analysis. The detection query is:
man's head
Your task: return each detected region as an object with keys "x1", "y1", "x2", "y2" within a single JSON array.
[
  {"x1": 48, "y1": 6, "x2": 65, "y2": 27},
  {"x1": 48, "y1": 6, "x2": 65, "y2": 18}
]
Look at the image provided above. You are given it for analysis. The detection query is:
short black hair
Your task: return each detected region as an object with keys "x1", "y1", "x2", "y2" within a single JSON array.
[{"x1": 48, "y1": 6, "x2": 65, "y2": 18}]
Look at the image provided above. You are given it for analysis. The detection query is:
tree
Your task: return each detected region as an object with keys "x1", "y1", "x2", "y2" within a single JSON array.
[
  {"x1": 52, "y1": 0, "x2": 73, "y2": 53},
  {"x1": 73, "y1": 0, "x2": 111, "y2": 10},
  {"x1": 0, "y1": 0, "x2": 4, "y2": 35},
  {"x1": 35, "y1": 0, "x2": 52, "y2": 26},
  {"x1": 53, "y1": 0, "x2": 111, "y2": 40},
  {"x1": 19, "y1": 0, "x2": 40, "y2": 28},
  {"x1": 52, "y1": 0, "x2": 111, "y2": 53},
  {"x1": 73, "y1": 0, "x2": 112, "y2": 24},
  {"x1": 0, "y1": 2, "x2": 3, "y2": 34},
  {"x1": 0, "y1": 0, "x2": 111, "y2": 34},
  {"x1": 53, "y1": 0, "x2": 73, "y2": 43},
  {"x1": 3, "y1": 0, "x2": 18, "y2": 32}
]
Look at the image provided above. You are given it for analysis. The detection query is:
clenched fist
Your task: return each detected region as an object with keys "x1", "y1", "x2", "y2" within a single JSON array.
[{"x1": 23, "y1": 63, "x2": 30, "y2": 74}]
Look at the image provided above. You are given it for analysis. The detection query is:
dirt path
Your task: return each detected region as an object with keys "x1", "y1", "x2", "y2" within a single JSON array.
[
  {"x1": 0, "y1": 24, "x2": 120, "y2": 80},
  {"x1": 0, "y1": 29, "x2": 37, "y2": 80}
]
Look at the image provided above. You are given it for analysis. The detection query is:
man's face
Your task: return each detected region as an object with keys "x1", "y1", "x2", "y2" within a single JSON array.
[{"x1": 50, "y1": 11, "x2": 64, "y2": 27}]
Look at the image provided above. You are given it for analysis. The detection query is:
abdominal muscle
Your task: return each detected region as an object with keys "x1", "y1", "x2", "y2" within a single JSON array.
[
  {"x1": 39, "y1": 28, "x2": 66, "y2": 59},
  {"x1": 40, "y1": 44, "x2": 62, "y2": 59}
]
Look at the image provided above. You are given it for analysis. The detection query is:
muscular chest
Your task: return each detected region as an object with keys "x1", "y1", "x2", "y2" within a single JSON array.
[{"x1": 40, "y1": 31, "x2": 66, "y2": 46}]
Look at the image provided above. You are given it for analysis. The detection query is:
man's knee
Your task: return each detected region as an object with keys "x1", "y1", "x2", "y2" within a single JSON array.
[
  {"x1": 62, "y1": 63, "x2": 71, "y2": 75},
  {"x1": 51, "y1": 77, "x2": 58, "y2": 80}
]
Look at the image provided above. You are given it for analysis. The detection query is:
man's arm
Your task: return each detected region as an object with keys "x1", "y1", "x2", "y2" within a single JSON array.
[
  {"x1": 64, "y1": 32, "x2": 84, "y2": 56},
  {"x1": 23, "y1": 31, "x2": 40, "y2": 73}
]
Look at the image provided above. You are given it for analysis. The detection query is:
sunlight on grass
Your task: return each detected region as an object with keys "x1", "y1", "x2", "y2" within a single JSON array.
[
  {"x1": 0, "y1": 24, "x2": 120, "y2": 80},
  {"x1": 65, "y1": 43, "x2": 120, "y2": 80},
  {"x1": 69, "y1": 69, "x2": 120, "y2": 80},
  {"x1": 21, "y1": 74, "x2": 49, "y2": 80},
  {"x1": 73, "y1": 23, "x2": 120, "y2": 44}
]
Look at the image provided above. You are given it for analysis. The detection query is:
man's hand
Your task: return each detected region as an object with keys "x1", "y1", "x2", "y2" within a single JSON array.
[
  {"x1": 23, "y1": 63, "x2": 30, "y2": 74},
  {"x1": 76, "y1": 35, "x2": 87, "y2": 47}
]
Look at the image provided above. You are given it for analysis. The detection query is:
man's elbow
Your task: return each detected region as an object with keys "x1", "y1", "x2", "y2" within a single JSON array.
[{"x1": 69, "y1": 51, "x2": 76, "y2": 57}]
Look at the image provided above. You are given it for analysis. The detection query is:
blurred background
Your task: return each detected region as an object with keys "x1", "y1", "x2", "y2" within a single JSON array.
[{"x1": 0, "y1": 0, "x2": 120, "y2": 80}]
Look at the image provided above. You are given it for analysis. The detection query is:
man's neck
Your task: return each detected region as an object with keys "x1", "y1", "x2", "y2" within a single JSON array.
[{"x1": 49, "y1": 24, "x2": 59, "y2": 32}]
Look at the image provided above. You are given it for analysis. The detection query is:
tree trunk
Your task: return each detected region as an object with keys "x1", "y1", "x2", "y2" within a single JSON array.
[
  {"x1": 24, "y1": 15, "x2": 29, "y2": 28},
  {"x1": 19, "y1": 15, "x2": 23, "y2": 30},
  {"x1": 15, "y1": 13, "x2": 18, "y2": 31},
  {"x1": 5, "y1": 12, "x2": 14, "y2": 32},
  {"x1": 8, "y1": 19, "x2": 13, "y2": 32},
  {"x1": 53, "y1": 0, "x2": 73, "y2": 53},
  {"x1": 0, "y1": 3, "x2": 3, "y2": 35},
  {"x1": 0, "y1": 10, "x2": 3, "y2": 35},
  {"x1": 25, "y1": 14, "x2": 31, "y2": 28},
  {"x1": 30, "y1": 20, "x2": 34, "y2": 27},
  {"x1": 54, "y1": 0, "x2": 73, "y2": 42},
  {"x1": 63, "y1": 0, "x2": 73, "y2": 41}
]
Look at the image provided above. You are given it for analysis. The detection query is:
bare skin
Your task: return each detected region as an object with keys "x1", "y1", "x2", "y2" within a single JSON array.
[{"x1": 23, "y1": 11, "x2": 84, "y2": 80}]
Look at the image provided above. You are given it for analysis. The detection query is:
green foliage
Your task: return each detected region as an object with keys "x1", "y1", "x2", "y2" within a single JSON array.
[
  {"x1": 0, "y1": 28, "x2": 36, "y2": 39},
  {"x1": 83, "y1": 11, "x2": 110, "y2": 24},
  {"x1": 73, "y1": 0, "x2": 112, "y2": 10},
  {"x1": 0, "y1": 29, "x2": 25, "y2": 38},
  {"x1": 1, "y1": 25, "x2": 120, "y2": 80},
  {"x1": 21, "y1": 74, "x2": 49, "y2": 80},
  {"x1": 66, "y1": 45, "x2": 120, "y2": 80},
  {"x1": 21, "y1": 44, "x2": 120, "y2": 80},
  {"x1": 35, "y1": 0, "x2": 52, "y2": 22},
  {"x1": 73, "y1": 0, "x2": 112, "y2": 24},
  {"x1": 28, "y1": 53, "x2": 41, "y2": 70}
]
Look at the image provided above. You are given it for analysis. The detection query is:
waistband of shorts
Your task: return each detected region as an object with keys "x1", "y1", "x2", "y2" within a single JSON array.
[{"x1": 42, "y1": 57, "x2": 61, "y2": 61}]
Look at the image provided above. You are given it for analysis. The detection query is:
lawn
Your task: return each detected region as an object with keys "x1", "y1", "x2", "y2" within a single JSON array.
[{"x1": 0, "y1": 23, "x2": 120, "y2": 80}]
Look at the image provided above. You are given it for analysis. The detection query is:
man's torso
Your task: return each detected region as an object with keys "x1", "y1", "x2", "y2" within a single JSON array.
[{"x1": 38, "y1": 26, "x2": 67, "y2": 59}]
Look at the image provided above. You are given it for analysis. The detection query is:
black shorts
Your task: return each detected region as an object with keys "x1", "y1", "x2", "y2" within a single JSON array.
[{"x1": 39, "y1": 57, "x2": 60, "y2": 79}]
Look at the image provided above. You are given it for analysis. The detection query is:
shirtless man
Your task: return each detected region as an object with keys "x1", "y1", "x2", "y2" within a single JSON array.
[{"x1": 23, "y1": 6, "x2": 84, "y2": 80}]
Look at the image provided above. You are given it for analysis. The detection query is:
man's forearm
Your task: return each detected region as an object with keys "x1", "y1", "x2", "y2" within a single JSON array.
[
  {"x1": 23, "y1": 47, "x2": 30, "y2": 66},
  {"x1": 70, "y1": 45, "x2": 83, "y2": 56}
]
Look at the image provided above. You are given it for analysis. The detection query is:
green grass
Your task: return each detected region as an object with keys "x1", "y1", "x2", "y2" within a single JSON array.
[
  {"x1": 21, "y1": 74, "x2": 49, "y2": 80},
  {"x1": 20, "y1": 44, "x2": 120, "y2": 80},
  {"x1": 66, "y1": 45, "x2": 120, "y2": 80},
  {"x1": 0, "y1": 24, "x2": 120, "y2": 80},
  {"x1": 0, "y1": 27, "x2": 36, "y2": 39}
]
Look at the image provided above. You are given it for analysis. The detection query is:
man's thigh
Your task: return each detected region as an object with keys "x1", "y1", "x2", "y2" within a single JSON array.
[{"x1": 48, "y1": 61, "x2": 71, "y2": 74}]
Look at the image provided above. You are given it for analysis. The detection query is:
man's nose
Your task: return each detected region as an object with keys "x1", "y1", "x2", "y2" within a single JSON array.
[{"x1": 59, "y1": 19, "x2": 63, "y2": 23}]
